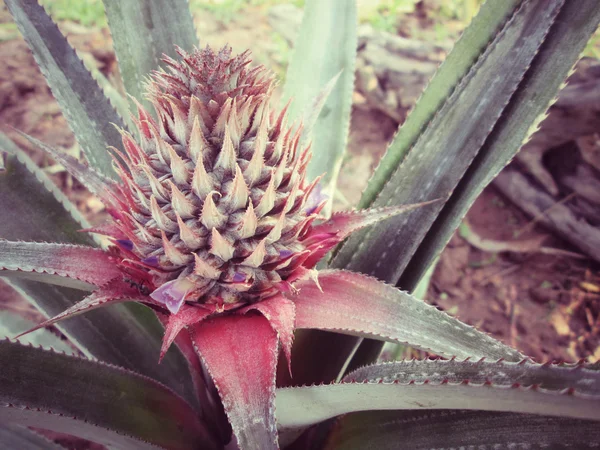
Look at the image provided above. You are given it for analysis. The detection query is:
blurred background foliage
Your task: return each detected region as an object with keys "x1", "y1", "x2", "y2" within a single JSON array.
[
  {"x1": 34, "y1": 0, "x2": 481, "y2": 30},
  {"x1": 5, "y1": 0, "x2": 594, "y2": 58}
]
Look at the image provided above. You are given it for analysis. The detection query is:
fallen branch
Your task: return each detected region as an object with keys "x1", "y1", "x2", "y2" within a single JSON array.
[{"x1": 493, "y1": 169, "x2": 600, "y2": 262}]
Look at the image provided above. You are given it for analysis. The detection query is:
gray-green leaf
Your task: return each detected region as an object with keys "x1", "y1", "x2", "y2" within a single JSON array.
[
  {"x1": 401, "y1": 0, "x2": 600, "y2": 287},
  {"x1": 323, "y1": 410, "x2": 600, "y2": 450},
  {"x1": 0, "y1": 424, "x2": 65, "y2": 450},
  {"x1": 103, "y1": 0, "x2": 198, "y2": 110},
  {"x1": 282, "y1": 0, "x2": 357, "y2": 187},
  {"x1": 0, "y1": 340, "x2": 218, "y2": 450},
  {"x1": 5, "y1": 0, "x2": 125, "y2": 178},
  {"x1": 276, "y1": 359, "x2": 600, "y2": 428},
  {"x1": 333, "y1": 0, "x2": 565, "y2": 284},
  {"x1": 0, "y1": 310, "x2": 76, "y2": 355}
]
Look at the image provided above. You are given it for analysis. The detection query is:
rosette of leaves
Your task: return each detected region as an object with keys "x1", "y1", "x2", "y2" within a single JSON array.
[{"x1": 1, "y1": 0, "x2": 600, "y2": 449}]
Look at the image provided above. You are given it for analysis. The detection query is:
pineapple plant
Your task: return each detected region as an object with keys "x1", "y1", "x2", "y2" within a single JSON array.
[{"x1": 1, "y1": 0, "x2": 600, "y2": 449}]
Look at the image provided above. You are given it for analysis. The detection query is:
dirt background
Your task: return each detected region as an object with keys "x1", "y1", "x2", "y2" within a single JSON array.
[{"x1": 0, "y1": 2, "x2": 599, "y2": 367}]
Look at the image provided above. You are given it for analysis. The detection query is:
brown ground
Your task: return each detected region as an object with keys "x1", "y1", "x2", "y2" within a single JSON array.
[{"x1": 0, "y1": 5, "x2": 598, "y2": 368}]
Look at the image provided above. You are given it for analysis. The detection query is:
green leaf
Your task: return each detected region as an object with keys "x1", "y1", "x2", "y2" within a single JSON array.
[
  {"x1": 282, "y1": 0, "x2": 357, "y2": 187},
  {"x1": 0, "y1": 310, "x2": 76, "y2": 355},
  {"x1": 323, "y1": 410, "x2": 600, "y2": 450},
  {"x1": 358, "y1": 0, "x2": 520, "y2": 209},
  {"x1": 5, "y1": 0, "x2": 125, "y2": 178},
  {"x1": 0, "y1": 424, "x2": 64, "y2": 450},
  {"x1": 0, "y1": 340, "x2": 218, "y2": 450},
  {"x1": 301, "y1": 0, "x2": 592, "y2": 382},
  {"x1": 333, "y1": 0, "x2": 565, "y2": 284},
  {"x1": 276, "y1": 359, "x2": 600, "y2": 429},
  {"x1": 0, "y1": 142, "x2": 198, "y2": 409},
  {"x1": 287, "y1": 0, "x2": 529, "y2": 386},
  {"x1": 102, "y1": 0, "x2": 198, "y2": 109},
  {"x1": 400, "y1": 0, "x2": 600, "y2": 287}
]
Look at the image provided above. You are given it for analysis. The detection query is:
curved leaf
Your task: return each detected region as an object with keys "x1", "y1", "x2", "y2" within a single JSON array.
[
  {"x1": 16, "y1": 131, "x2": 120, "y2": 207},
  {"x1": 0, "y1": 340, "x2": 218, "y2": 450},
  {"x1": 357, "y1": 0, "x2": 520, "y2": 208},
  {"x1": 324, "y1": 410, "x2": 600, "y2": 450},
  {"x1": 0, "y1": 424, "x2": 64, "y2": 450},
  {"x1": 276, "y1": 359, "x2": 600, "y2": 428},
  {"x1": 102, "y1": 0, "x2": 198, "y2": 109},
  {"x1": 333, "y1": 0, "x2": 564, "y2": 283},
  {"x1": 0, "y1": 310, "x2": 76, "y2": 355},
  {"x1": 0, "y1": 240, "x2": 121, "y2": 290},
  {"x1": 5, "y1": 0, "x2": 125, "y2": 178},
  {"x1": 0, "y1": 134, "x2": 96, "y2": 246},
  {"x1": 293, "y1": 270, "x2": 522, "y2": 361},
  {"x1": 400, "y1": 0, "x2": 600, "y2": 287},
  {"x1": 308, "y1": 0, "x2": 585, "y2": 383},
  {"x1": 282, "y1": 0, "x2": 357, "y2": 185},
  {"x1": 0, "y1": 142, "x2": 198, "y2": 409}
]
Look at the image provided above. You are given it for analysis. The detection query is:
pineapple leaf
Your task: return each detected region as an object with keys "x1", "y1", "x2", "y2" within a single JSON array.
[
  {"x1": 341, "y1": 0, "x2": 600, "y2": 375},
  {"x1": 0, "y1": 240, "x2": 122, "y2": 290},
  {"x1": 5, "y1": 0, "x2": 125, "y2": 179},
  {"x1": 16, "y1": 131, "x2": 121, "y2": 208},
  {"x1": 282, "y1": 0, "x2": 357, "y2": 187},
  {"x1": 334, "y1": 0, "x2": 565, "y2": 283},
  {"x1": 275, "y1": 359, "x2": 600, "y2": 429},
  {"x1": 358, "y1": 0, "x2": 521, "y2": 209},
  {"x1": 301, "y1": 0, "x2": 599, "y2": 382},
  {"x1": 190, "y1": 315, "x2": 280, "y2": 450},
  {"x1": 0, "y1": 141, "x2": 198, "y2": 408},
  {"x1": 288, "y1": 0, "x2": 540, "y2": 386},
  {"x1": 0, "y1": 310, "x2": 76, "y2": 355},
  {"x1": 400, "y1": 0, "x2": 600, "y2": 287},
  {"x1": 323, "y1": 410, "x2": 600, "y2": 450},
  {"x1": 292, "y1": 270, "x2": 522, "y2": 361},
  {"x1": 12, "y1": 280, "x2": 153, "y2": 340},
  {"x1": 0, "y1": 423, "x2": 65, "y2": 450},
  {"x1": 0, "y1": 340, "x2": 218, "y2": 450},
  {"x1": 0, "y1": 133, "x2": 96, "y2": 247},
  {"x1": 102, "y1": 0, "x2": 199, "y2": 110}
]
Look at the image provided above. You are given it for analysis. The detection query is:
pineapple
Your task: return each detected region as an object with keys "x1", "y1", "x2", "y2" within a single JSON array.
[{"x1": 108, "y1": 47, "x2": 323, "y2": 315}]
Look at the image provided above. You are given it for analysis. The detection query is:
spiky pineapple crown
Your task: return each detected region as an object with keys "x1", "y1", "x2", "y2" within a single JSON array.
[{"x1": 110, "y1": 46, "x2": 322, "y2": 314}]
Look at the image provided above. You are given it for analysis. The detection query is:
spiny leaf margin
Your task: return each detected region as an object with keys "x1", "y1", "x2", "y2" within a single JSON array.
[
  {"x1": 0, "y1": 339, "x2": 218, "y2": 450},
  {"x1": 5, "y1": 0, "x2": 125, "y2": 178}
]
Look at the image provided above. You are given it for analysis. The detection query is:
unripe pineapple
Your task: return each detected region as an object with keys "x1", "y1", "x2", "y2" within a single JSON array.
[{"x1": 108, "y1": 46, "x2": 323, "y2": 314}]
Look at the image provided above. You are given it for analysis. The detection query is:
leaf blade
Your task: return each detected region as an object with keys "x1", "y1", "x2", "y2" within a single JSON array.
[
  {"x1": 0, "y1": 340, "x2": 218, "y2": 450},
  {"x1": 358, "y1": 0, "x2": 521, "y2": 208},
  {"x1": 0, "y1": 310, "x2": 76, "y2": 355},
  {"x1": 5, "y1": 0, "x2": 125, "y2": 178},
  {"x1": 324, "y1": 410, "x2": 600, "y2": 450},
  {"x1": 0, "y1": 424, "x2": 65, "y2": 450},
  {"x1": 102, "y1": 0, "x2": 198, "y2": 108},
  {"x1": 401, "y1": 0, "x2": 600, "y2": 286},
  {"x1": 282, "y1": 0, "x2": 357, "y2": 186},
  {"x1": 276, "y1": 359, "x2": 600, "y2": 428},
  {"x1": 0, "y1": 240, "x2": 121, "y2": 290},
  {"x1": 190, "y1": 315, "x2": 280, "y2": 450},
  {"x1": 293, "y1": 270, "x2": 522, "y2": 361},
  {"x1": 333, "y1": 0, "x2": 565, "y2": 283}
]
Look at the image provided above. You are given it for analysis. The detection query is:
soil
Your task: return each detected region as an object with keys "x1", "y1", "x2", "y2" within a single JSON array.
[{"x1": 1, "y1": 3, "x2": 598, "y2": 374}]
